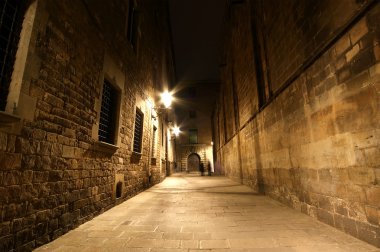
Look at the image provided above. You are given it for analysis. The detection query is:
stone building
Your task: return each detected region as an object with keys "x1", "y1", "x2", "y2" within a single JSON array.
[
  {"x1": 0, "y1": 0, "x2": 175, "y2": 250},
  {"x1": 213, "y1": 0, "x2": 380, "y2": 247},
  {"x1": 174, "y1": 81, "x2": 218, "y2": 173}
]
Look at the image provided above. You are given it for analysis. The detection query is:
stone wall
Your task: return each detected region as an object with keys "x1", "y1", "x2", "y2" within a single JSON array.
[
  {"x1": 0, "y1": 0, "x2": 175, "y2": 251},
  {"x1": 213, "y1": 0, "x2": 380, "y2": 247}
]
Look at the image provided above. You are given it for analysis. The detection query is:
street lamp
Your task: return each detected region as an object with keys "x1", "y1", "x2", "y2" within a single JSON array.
[
  {"x1": 172, "y1": 126, "x2": 180, "y2": 137},
  {"x1": 160, "y1": 91, "x2": 173, "y2": 108},
  {"x1": 146, "y1": 91, "x2": 177, "y2": 175},
  {"x1": 149, "y1": 91, "x2": 174, "y2": 119}
]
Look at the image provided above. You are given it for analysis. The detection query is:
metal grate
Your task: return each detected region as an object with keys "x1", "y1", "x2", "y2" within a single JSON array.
[
  {"x1": 133, "y1": 108, "x2": 143, "y2": 153},
  {"x1": 0, "y1": 0, "x2": 23, "y2": 110},
  {"x1": 99, "y1": 80, "x2": 118, "y2": 144}
]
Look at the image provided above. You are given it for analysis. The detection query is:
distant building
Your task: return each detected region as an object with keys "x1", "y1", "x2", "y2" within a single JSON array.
[
  {"x1": 0, "y1": 0, "x2": 175, "y2": 250},
  {"x1": 174, "y1": 81, "x2": 219, "y2": 173}
]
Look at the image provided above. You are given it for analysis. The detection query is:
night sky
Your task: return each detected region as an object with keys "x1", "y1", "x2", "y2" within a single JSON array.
[{"x1": 168, "y1": 0, "x2": 225, "y2": 82}]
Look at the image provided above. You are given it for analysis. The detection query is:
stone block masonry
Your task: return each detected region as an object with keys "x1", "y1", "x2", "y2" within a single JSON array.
[
  {"x1": 213, "y1": 0, "x2": 380, "y2": 248},
  {"x1": 0, "y1": 0, "x2": 175, "y2": 251}
]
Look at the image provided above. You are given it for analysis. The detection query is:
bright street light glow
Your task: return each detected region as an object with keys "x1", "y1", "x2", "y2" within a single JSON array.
[
  {"x1": 173, "y1": 126, "x2": 180, "y2": 136},
  {"x1": 146, "y1": 99, "x2": 153, "y2": 109},
  {"x1": 161, "y1": 91, "x2": 173, "y2": 108}
]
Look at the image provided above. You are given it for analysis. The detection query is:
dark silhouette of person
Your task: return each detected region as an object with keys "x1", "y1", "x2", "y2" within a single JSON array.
[
  {"x1": 207, "y1": 161, "x2": 211, "y2": 176},
  {"x1": 200, "y1": 163, "x2": 205, "y2": 176}
]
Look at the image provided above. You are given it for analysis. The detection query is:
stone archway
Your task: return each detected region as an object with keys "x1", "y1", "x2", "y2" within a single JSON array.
[{"x1": 187, "y1": 153, "x2": 200, "y2": 172}]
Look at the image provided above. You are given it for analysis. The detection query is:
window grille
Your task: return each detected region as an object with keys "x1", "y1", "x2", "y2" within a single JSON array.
[
  {"x1": 133, "y1": 108, "x2": 144, "y2": 153},
  {"x1": 0, "y1": 0, "x2": 23, "y2": 110},
  {"x1": 99, "y1": 80, "x2": 118, "y2": 144}
]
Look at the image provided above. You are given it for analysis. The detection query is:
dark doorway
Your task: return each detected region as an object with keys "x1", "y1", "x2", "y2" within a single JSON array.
[{"x1": 187, "y1": 153, "x2": 200, "y2": 172}]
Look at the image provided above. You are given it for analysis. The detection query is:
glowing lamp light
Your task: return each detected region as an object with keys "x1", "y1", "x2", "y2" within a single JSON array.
[
  {"x1": 146, "y1": 99, "x2": 153, "y2": 109},
  {"x1": 173, "y1": 126, "x2": 180, "y2": 137},
  {"x1": 161, "y1": 91, "x2": 173, "y2": 108}
]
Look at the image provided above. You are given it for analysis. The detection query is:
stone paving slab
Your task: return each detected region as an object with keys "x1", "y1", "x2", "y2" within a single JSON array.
[{"x1": 34, "y1": 173, "x2": 380, "y2": 252}]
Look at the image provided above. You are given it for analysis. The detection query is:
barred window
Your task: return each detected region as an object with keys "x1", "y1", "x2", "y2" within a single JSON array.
[
  {"x1": 98, "y1": 80, "x2": 119, "y2": 144},
  {"x1": 0, "y1": 0, "x2": 24, "y2": 111},
  {"x1": 133, "y1": 108, "x2": 144, "y2": 153}
]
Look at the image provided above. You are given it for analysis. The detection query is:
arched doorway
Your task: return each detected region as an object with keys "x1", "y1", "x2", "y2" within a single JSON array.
[{"x1": 187, "y1": 153, "x2": 200, "y2": 172}]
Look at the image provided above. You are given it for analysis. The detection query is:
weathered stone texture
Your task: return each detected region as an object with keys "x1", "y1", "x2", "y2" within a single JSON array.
[
  {"x1": 213, "y1": 0, "x2": 380, "y2": 247},
  {"x1": 0, "y1": 0, "x2": 174, "y2": 251},
  {"x1": 230, "y1": 4, "x2": 259, "y2": 127}
]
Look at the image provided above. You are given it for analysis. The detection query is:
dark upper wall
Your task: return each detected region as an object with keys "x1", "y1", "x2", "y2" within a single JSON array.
[
  {"x1": 168, "y1": 0, "x2": 225, "y2": 82},
  {"x1": 257, "y1": 0, "x2": 373, "y2": 95},
  {"x1": 214, "y1": 0, "x2": 380, "y2": 247}
]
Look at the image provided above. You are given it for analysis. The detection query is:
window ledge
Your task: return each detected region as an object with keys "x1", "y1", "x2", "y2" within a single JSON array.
[
  {"x1": 132, "y1": 151, "x2": 142, "y2": 159},
  {"x1": 0, "y1": 111, "x2": 21, "y2": 128},
  {"x1": 94, "y1": 141, "x2": 119, "y2": 153}
]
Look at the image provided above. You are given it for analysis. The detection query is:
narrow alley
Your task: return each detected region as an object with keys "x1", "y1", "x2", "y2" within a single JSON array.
[
  {"x1": 35, "y1": 173, "x2": 379, "y2": 252},
  {"x1": 1, "y1": 0, "x2": 380, "y2": 250}
]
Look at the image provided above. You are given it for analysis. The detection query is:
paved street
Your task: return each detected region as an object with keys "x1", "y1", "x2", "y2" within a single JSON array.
[{"x1": 35, "y1": 173, "x2": 380, "y2": 252}]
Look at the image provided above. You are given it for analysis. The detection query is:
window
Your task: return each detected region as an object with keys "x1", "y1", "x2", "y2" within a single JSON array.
[
  {"x1": 189, "y1": 110, "x2": 197, "y2": 118},
  {"x1": 127, "y1": 0, "x2": 139, "y2": 48},
  {"x1": 161, "y1": 122, "x2": 164, "y2": 146},
  {"x1": 98, "y1": 80, "x2": 119, "y2": 144},
  {"x1": 0, "y1": 1, "x2": 24, "y2": 111},
  {"x1": 189, "y1": 129, "x2": 198, "y2": 144},
  {"x1": 151, "y1": 126, "x2": 157, "y2": 157},
  {"x1": 133, "y1": 108, "x2": 144, "y2": 153}
]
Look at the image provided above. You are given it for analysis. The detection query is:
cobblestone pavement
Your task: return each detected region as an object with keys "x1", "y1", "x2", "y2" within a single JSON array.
[{"x1": 35, "y1": 173, "x2": 380, "y2": 252}]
